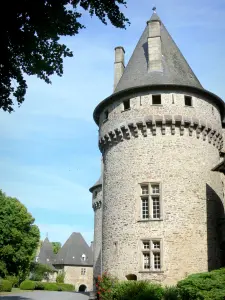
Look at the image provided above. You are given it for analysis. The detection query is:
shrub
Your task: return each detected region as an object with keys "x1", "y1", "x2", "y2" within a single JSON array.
[
  {"x1": 34, "y1": 281, "x2": 45, "y2": 290},
  {"x1": 177, "y1": 268, "x2": 225, "y2": 300},
  {"x1": 57, "y1": 283, "x2": 75, "y2": 291},
  {"x1": 0, "y1": 279, "x2": 12, "y2": 292},
  {"x1": 30, "y1": 263, "x2": 54, "y2": 281},
  {"x1": 43, "y1": 283, "x2": 59, "y2": 291},
  {"x1": 20, "y1": 280, "x2": 36, "y2": 290},
  {"x1": 56, "y1": 271, "x2": 65, "y2": 283},
  {"x1": 112, "y1": 280, "x2": 164, "y2": 300},
  {"x1": 96, "y1": 271, "x2": 118, "y2": 300},
  {"x1": 5, "y1": 275, "x2": 19, "y2": 288},
  {"x1": 163, "y1": 286, "x2": 180, "y2": 300}
]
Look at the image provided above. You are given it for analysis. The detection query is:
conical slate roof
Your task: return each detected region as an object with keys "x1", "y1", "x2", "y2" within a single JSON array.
[
  {"x1": 37, "y1": 237, "x2": 56, "y2": 266},
  {"x1": 54, "y1": 232, "x2": 93, "y2": 266},
  {"x1": 89, "y1": 176, "x2": 102, "y2": 192},
  {"x1": 114, "y1": 12, "x2": 203, "y2": 93}
]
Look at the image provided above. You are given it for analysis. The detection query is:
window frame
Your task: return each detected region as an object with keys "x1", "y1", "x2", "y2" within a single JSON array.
[
  {"x1": 81, "y1": 267, "x2": 86, "y2": 275},
  {"x1": 123, "y1": 99, "x2": 130, "y2": 111},
  {"x1": 140, "y1": 182, "x2": 162, "y2": 221},
  {"x1": 152, "y1": 94, "x2": 162, "y2": 105},
  {"x1": 141, "y1": 239, "x2": 163, "y2": 272},
  {"x1": 184, "y1": 95, "x2": 193, "y2": 107}
]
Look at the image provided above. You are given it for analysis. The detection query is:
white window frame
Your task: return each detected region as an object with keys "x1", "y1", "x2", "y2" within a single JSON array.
[
  {"x1": 141, "y1": 239, "x2": 163, "y2": 272},
  {"x1": 81, "y1": 267, "x2": 86, "y2": 275},
  {"x1": 140, "y1": 182, "x2": 162, "y2": 220}
]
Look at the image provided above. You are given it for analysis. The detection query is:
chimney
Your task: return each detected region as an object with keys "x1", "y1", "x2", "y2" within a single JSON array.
[
  {"x1": 147, "y1": 17, "x2": 162, "y2": 72},
  {"x1": 90, "y1": 241, "x2": 94, "y2": 252},
  {"x1": 114, "y1": 46, "x2": 125, "y2": 91}
]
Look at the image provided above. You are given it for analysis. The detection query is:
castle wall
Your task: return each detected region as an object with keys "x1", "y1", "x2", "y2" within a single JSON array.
[
  {"x1": 63, "y1": 265, "x2": 93, "y2": 291},
  {"x1": 99, "y1": 90, "x2": 224, "y2": 285},
  {"x1": 92, "y1": 185, "x2": 103, "y2": 288}
]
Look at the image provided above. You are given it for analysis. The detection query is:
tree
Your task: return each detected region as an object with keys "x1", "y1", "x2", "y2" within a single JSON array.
[
  {"x1": 52, "y1": 242, "x2": 61, "y2": 254},
  {"x1": 30, "y1": 262, "x2": 54, "y2": 281},
  {"x1": 0, "y1": 0, "x2": 129, "y2": 113},
  {"x1": 0, "y1": 190, "x2": 40, "y2": 280}
]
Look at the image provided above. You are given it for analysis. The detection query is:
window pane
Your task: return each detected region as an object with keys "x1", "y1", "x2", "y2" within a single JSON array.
[
  {"x1": 141, "y1": 185, "x2": 149, "y2": 195},
  {"x1": 151, "y1": 184, "x2": 159, "y2": 194},
  {"x1": 143, "y1": 253, "x2": 150, "y2": 269},
  {"x1": 152, "y1": 241, "x2": 160, "y2": 249},
  {"x1": 152, "y1": 196, "x2": 160, "y2": 218},
  {"x1": 142, "y1": 198, "x2": 149, "y2": 219},
  {"x1": 143, "y1": 241, "x2": 150, "y2": 249},
  {"x1": 153, "y1": 252, "x2": 161, "y2": 270}
]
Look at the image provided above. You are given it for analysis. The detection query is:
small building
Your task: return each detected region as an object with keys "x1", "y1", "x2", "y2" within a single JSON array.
[
  {"x1": 53, "y1": 232, "x2": 93, "y2": 292},
  {"x1": 36, "y1": 233, "x2": 93, "y2": 291}
]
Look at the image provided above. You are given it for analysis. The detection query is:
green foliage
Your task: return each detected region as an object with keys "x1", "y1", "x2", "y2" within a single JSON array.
[
  {"x1": 30, "y1": 263, "x2": 54, "y2": 281},
  {"x1": 52, "y1": 242, "x2": 61, "y2": 254},
  {"x1": 112, "y1": 281, "x2": 164, "y2": 300},
  {"x1": 177, "y1": 268, "x2": 225, "y2": 300},
  {"x1": 56, "y1": 283, "x2": 75, "y2": 291},
  {"x1": 42, "y1": 282, "x2": 59, "y2": 291},
  {"x1": 34, "y1": 281, "x2": 45, "y2": 290},
  {"x1": 96, "y1": 272, "x2": 163, "y2": 300},
  {"x1": 0, "y1": 0, "x2": 129, "y2": 113},
  {"x1": 163, "y1": 286, "x2": 180, "y2": 300},
  {"x1": 4, "y1": 275, "x2": 19, "y2": 288},
  {"x1": 0, "y1": 190, "x2": 40, "y2": 281},
  {"x1": 56, "y1": 271, "x2": 65, "y2": 283},
  {"x1": 20, "y1": 280, "x2": 36, "y2": 290},
  {"x1": 0, "y1": 279, "x2": 12, "y2": 292}
]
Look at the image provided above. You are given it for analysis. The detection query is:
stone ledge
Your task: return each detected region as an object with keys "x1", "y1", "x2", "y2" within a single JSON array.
[{"x1": 98, "y1": 115, "x2": 223, "y2": 152}]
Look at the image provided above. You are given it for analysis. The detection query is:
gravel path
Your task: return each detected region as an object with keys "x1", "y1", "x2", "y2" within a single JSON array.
[{"x1": 0, "y1": 291, "x2": 89, "y2": 300}]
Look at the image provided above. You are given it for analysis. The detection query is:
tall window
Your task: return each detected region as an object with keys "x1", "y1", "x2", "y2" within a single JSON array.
[
  {"x1": 184, "y1": 95, "x2": 192, "y2": 106},
  {"x1": 81, "y1": 268, "x2": 86, "y2": 275},
  {"x1": 142, "y1": 240, "x2": 162, "y2": 271},
  {"x1": 123, "y1": 99, "x2": 130, "y2": 110},
  {"x1": 140, "y1": 183, "x2": 161, "y2": 220},
  {"x1": 103, "y1": 110, "x2": 109, "y2": 121}
]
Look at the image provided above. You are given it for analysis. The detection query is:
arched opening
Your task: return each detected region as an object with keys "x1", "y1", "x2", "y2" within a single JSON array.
[
  {"x1": 126, "y1": 274, "x2": 137, "y2": 281},
  {"x1": 79, "y1": 284, "x2": 87, "y2": 292}
]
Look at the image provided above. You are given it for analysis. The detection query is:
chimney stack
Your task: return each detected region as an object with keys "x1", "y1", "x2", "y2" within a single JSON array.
[
  {"x1": 114, "y1": 46, "x2": 125, "y2": 91},
  {"x1": 147, "y1": 17, "x2": 162, "y2": 72}
]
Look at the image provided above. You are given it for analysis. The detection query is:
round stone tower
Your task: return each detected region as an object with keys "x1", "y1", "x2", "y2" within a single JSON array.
[
  {"x1": 90, "y1": 172, "x2": 103, "y2": 288},
  {"x1": 90, "y1": 11, "x2": 225, "y2": 285}
]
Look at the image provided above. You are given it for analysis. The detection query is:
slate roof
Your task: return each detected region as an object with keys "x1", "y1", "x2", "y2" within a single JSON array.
[
  {"x1": 89, "y1": 176, "x2": 102, "y2": 192},
  {"x1": 37, "y1": 237, "x2": 56, "y2": 267},
  {"x1": 53, "y1": 232, "x2": 93, "y2": 266},
  {"x1": 114, "y1": 12, "x2": 203, "y2": 93}
]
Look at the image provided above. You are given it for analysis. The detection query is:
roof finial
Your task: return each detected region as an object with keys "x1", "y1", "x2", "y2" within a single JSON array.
[
  {"x1": 152, "y1": 6, "x2": 156, "y2": 13},
  {"x1": 46, "y1": 232, "x2": 48, "y2": 238}
]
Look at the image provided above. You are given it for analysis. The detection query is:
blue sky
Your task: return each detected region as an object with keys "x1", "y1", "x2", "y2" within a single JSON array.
[{"x1": 0, "y1": 0, "x2": 225, "y2": 246}]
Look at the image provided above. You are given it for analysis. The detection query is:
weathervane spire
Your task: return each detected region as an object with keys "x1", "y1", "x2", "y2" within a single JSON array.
[{"x1": 152, "y1": 6, "x2": 156, "y2": 13}]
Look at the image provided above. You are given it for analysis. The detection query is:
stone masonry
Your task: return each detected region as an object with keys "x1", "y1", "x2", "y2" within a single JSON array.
[{"x1": 90, "y1": 11, "x2": 225, "y2": 286}]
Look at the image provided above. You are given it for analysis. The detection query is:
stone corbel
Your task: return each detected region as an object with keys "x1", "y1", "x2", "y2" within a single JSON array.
[
  {"x1": 115, "y1": 128, "x2": 123, "y2": 141},
  {"x1": 121, "y1": 125, "x2": 130, "y2": 139}
]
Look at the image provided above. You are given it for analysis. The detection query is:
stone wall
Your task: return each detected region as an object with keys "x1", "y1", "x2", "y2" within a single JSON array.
[
  {"x1": 63, "y1": 265, "x2": 93, "y2": 291},
  {"x1": 92, "y1": 185, "x2": 103, "y2": 289},
  {"x1": 98, "y1": 90, "x2": 224, "y2": 285}
]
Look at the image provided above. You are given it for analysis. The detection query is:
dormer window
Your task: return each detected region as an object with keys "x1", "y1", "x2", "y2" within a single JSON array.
[
  {"x1": 152, "y1": 95, "x2": 161, "y2": 105},
  {"x1": 82, "y1": 254, "x2": 86, "y2": 261},
  {"x1": 184, "y1": 96, "x2": 192, "y2": 107},
  {"x1": 123, "y1": 99, "x2": 130, "y2": 111}
]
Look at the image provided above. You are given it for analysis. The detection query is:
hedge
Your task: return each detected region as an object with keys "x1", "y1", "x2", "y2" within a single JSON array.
[
  {"x1": 19, "y1": 280, "x2": 75, "y2": 292},
  {"x1": 0, "y1": 280, "x2": 12, "y2": 292},
  {"x1": 20, "y1": 280, "x2": 36, "y2": 290},
  {"x1": 177, "y1": 268, "x2": 225, "y2": 300}
]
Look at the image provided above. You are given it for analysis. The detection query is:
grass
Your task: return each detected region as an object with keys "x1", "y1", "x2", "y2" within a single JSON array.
[{"x1": 0, "y1": 287, "x2": 33, "y2": 295}]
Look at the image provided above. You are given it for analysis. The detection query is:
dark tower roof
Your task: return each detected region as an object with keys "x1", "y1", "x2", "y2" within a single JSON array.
[
  {"x1": 89, "y1": 176, "x2": 102, "y2": 192},
  {"x1": 114, "y1": 12, "x2": 202, "y2": 93},
  {"x1": 93, "y1": 12, "x2": 225, "y2": 124},
  {"x1": 37, "y1": 237, "x2": 56, "y2": 266},
  {"x1": 53, "y1": 232, "x2": 93, "y2": 266}
]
